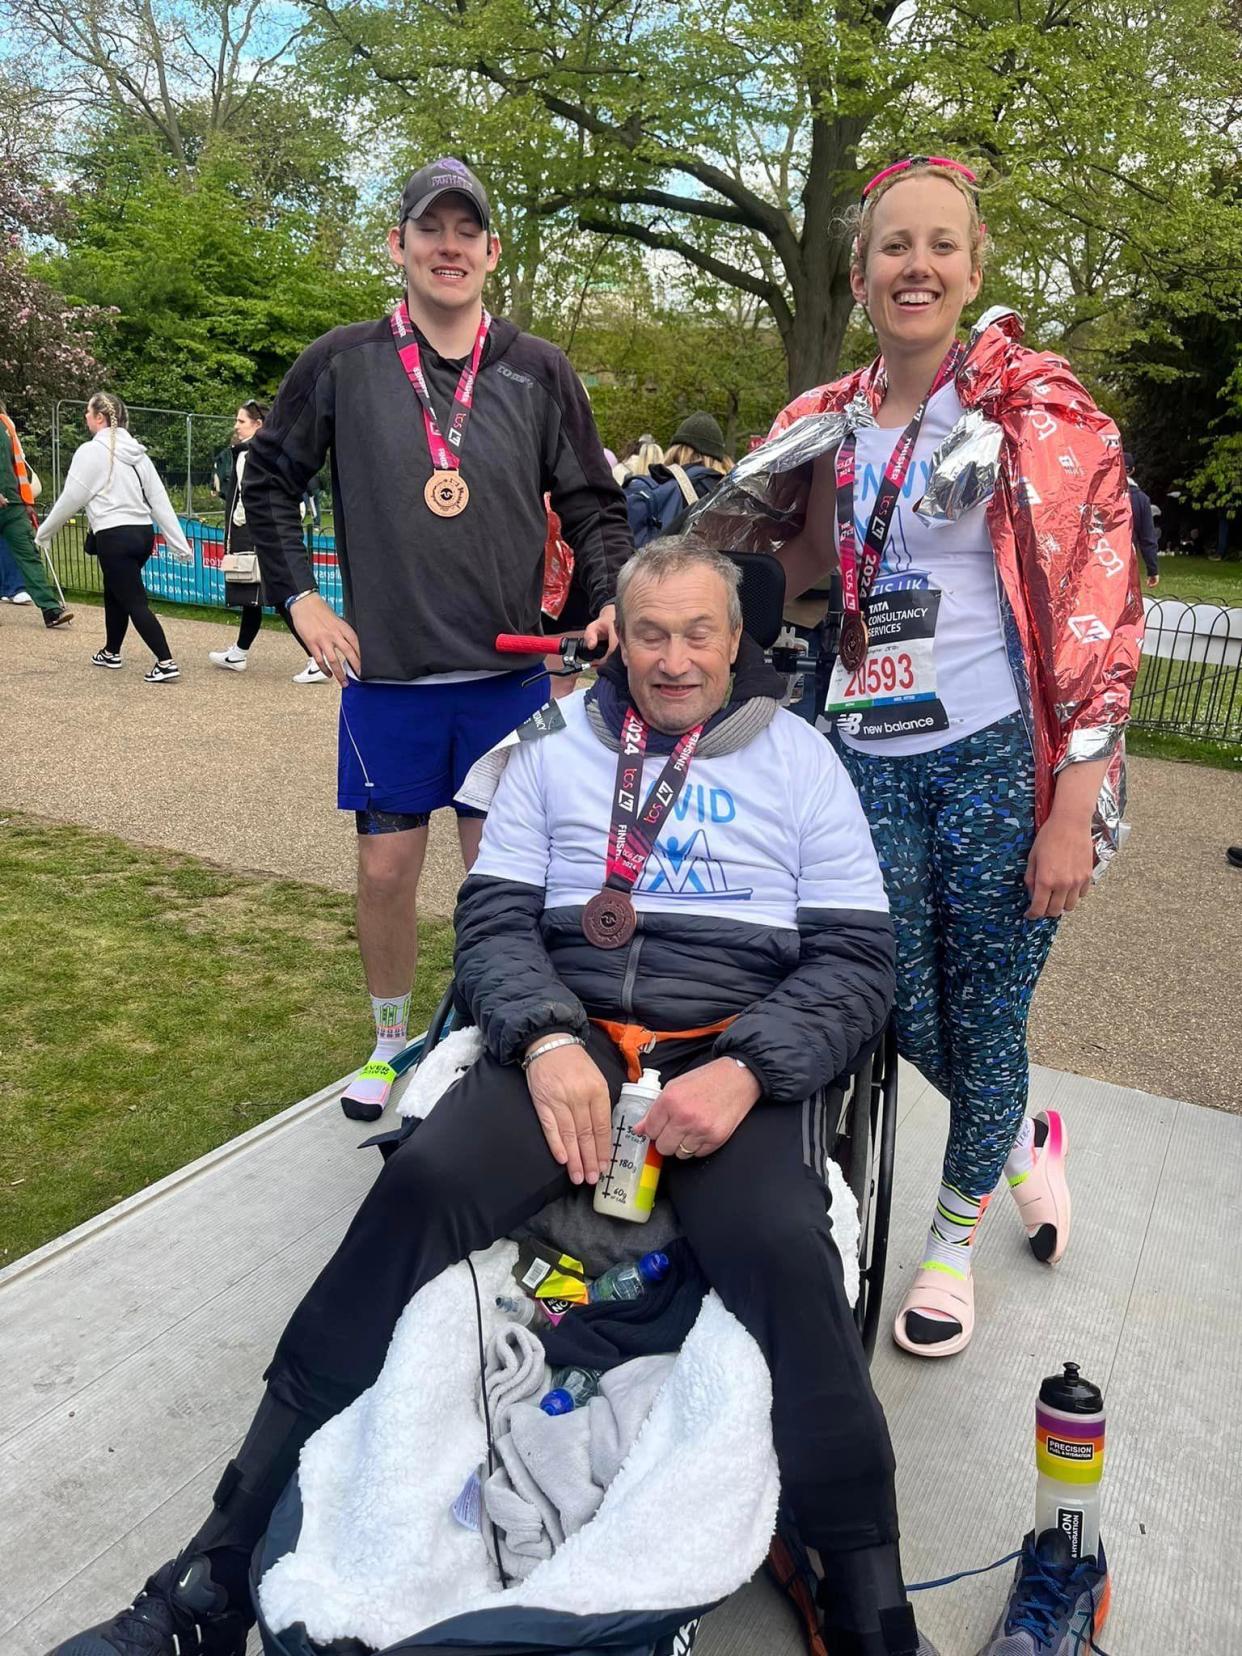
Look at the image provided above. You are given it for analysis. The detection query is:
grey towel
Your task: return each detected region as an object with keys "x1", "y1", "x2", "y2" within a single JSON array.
[
  {"x1": 482, "y1": 1354, "x2": 675, "y2": 1578},
  {"x1": 483, "y1": 1324, "x2": 547, "y2": 1439}
]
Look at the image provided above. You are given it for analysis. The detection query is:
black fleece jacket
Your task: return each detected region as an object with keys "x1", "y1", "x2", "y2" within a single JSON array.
[
  {"x1": 454, "y1": 644, "x2": 895, "y2": 1102},
  {"x1": 244, "y1": 314, "x2": 631, "y2": 681}
]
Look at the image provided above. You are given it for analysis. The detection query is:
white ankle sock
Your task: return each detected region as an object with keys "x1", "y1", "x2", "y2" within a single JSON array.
[
  {"x1": 343, "y1": 992, "x2": 412, "y2": 1110},
  {"x1": 916, "y1": 1182, "x2": 991, "y2": 1324},
  {"x1": 1004, "y1": 1117, "x2": 1037, "y2": 1187}
]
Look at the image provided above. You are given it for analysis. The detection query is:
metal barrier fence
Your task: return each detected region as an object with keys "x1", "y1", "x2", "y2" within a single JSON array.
[
  {"x1": 1131, "y1": 597, "x2": 1242, "y2": 742},
  {"x1": 44, "y1": 517, "x2": 346, "y2": 617},
  {"x1": 50, "y1": 402, "x2": 237, "y2": 518}
]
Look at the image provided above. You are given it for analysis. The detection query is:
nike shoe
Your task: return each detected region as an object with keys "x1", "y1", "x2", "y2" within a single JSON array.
[
  {"x1": 974, "y1": 1528, "x2": 1110, "y2": 1656},
  {"x1": 1008, "y1": 1109, "x2": 1070, "y2": 1264},
  {"x1": 145, "y1": 661, "x2": 181, "y2": 683},
  {"x1": 208, "y1": 649, "x2": 248, "y2": 672},
  {"x1": 44, "y1": 1554, "x2": 249, "y2": 1655},
  {"x1": 292, "y1": 658, "x2": 329, "y2": 683},
  {"x1": 91, "y1": 650, "x2": 123, "y2": 669}
]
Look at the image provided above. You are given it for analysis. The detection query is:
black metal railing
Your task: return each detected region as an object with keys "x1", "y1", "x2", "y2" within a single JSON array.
[{"x1": 1131, "y1": 597, "x2": 1242, "y2": 742}]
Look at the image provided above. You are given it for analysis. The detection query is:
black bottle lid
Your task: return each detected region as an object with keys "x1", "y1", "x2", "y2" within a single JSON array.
[{"x1": 1039, "y1": 1361, "x2": 1104, "y2": 1415}]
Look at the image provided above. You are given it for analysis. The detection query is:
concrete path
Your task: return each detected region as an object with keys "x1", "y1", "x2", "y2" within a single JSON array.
[{"x1": 3, "y1": 1059, "x2": 1237, "y2": 1655}]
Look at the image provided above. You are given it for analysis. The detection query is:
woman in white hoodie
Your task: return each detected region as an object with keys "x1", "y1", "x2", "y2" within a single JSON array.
[{"x1": 36, "y1": 392, "x2": 193, "y2": 682}]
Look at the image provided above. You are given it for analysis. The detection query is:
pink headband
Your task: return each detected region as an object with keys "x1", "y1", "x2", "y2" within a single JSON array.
[{"x1": 861, "y1": 157, "x2": 979, "y2": 203}]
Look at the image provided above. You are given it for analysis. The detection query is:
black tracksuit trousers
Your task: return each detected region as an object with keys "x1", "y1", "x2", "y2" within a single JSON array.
[{"x1": 264, "y1": 1025, "x2": 899, "y2": 1555}]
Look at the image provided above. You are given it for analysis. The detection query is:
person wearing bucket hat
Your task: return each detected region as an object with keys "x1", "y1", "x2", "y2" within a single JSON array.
[
  {"x1": 625, "y1": 411, "x2": 735, "y2": 549},
  {"x1": 229, "y1": 156, "x2": 630, "y2": 1127}
]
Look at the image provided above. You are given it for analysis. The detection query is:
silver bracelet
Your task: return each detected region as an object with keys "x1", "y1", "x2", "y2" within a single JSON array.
[{"x1": 521, "y1": 1034, "x2": 585, "y2": 1072}]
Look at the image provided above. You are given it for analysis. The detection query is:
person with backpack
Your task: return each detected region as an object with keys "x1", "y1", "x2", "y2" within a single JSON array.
[
  {"x1": 35, "y1": 392, "x2": 192, "y2": 680},
  {"x1": 625, "y1": 413, "x2": 734, "y2": 548}
]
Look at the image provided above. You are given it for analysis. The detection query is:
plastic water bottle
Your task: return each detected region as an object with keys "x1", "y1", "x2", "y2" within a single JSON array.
[
  {"x1": 1035, "y1": 1361, "x2": 1106, "y2": 1561},
  {"x1": 539, "y1": 1366, "x2": 601, "y2": 1415},
  {"x1": 495, "y1": 1293, "x2": 551, "y2": 1329},
  {"x1": 588, "y1": 1250, "x2": 670, "y2": 1303},
  {"x1": 593, "y1": 1069, "x2": 664, "y2": 1224}
]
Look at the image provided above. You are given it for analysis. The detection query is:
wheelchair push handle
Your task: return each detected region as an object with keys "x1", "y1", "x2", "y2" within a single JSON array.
[{"x1": 495, "y1": 631, "x2": 608, "y2": 673}]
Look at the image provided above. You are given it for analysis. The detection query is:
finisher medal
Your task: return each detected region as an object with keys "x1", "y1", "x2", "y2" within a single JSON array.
[
  {"x1": 582, "y1": 889, "x2": 637, "y2": 950},
  {"x1": 838, "y1": 613, "x2": 869, "y2": 673},
  {"x1": 424, "y1": 471, "x2": 470, "y2": 517},
  {"x1": 585, "y1": 706, "x2": 705, "y2": 949}
]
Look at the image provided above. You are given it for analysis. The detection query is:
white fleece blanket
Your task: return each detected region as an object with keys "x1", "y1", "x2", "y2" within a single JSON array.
[
  {"x1": 259, "y1": 1248, "x2": 780, "y2": 1648},
  {"x1": 258, "y1": 1025, "x2": 860, "y2": 1647}
]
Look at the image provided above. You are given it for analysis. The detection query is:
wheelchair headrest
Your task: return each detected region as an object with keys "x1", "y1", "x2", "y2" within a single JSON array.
[{"x1": 723, "y1": 552, "x2": 786, "y2": 649}]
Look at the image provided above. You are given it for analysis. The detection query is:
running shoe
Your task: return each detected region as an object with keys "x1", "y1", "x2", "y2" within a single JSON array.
[
  {"x1": 208, "y1": 649, "x2": 248, "y2": 672},
  {"x1": 1008, "y1": 1109, "x2": 1070, "y2": 1264},
  {"x1": 144, "y1": 660, "x2": 180, "y2": 683},
  {"x1": 2, "y1": 589, "x2": 32, "y2": 604},
  {"x1": 91, "y1": 650, "x2": 123, "y2": 669},
  {"x1": 973, "y1": 1528, "x2": 1110, "y2": 1656},
  {"x1": 44, "y1": 606, "x2": 74, "y2": 627},
  {"x1": 292, "y1": 658, "x2": 329, "y2": 683},
  {"x1": 44, "y1": 1553, "x2": 249, "y2": 1655}
]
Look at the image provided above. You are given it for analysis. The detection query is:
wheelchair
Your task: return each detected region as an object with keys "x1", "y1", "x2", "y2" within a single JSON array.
[{"x1": 376, "y1": 549, "x2": 898, "y2": 1357}]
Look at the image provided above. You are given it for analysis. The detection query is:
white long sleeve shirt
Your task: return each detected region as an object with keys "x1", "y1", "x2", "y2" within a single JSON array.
[{"x1": 35, "y1": 428, "x2": 193, "y2": 557}]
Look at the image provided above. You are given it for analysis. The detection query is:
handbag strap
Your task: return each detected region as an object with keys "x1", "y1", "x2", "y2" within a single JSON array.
[{"x1": 666, "y1": 463, "x2": 699, "y2": 507}]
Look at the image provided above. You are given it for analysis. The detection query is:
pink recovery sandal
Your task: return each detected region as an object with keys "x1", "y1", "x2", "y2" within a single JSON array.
[{"x1": 1008, "y1": 1107, "x2": 1071, "y2": 1264}]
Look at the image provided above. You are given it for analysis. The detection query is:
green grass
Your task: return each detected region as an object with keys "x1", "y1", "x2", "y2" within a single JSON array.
[
  {"x1": 1154, "y1": 555, "x2": 1242, "y2": 604},
  {"x1": 1127, "y1": 728, "x2": 1242, "y2": 770},
  {"x1": 0, "y1": 815, "x2": 453, "y2": 1265}
]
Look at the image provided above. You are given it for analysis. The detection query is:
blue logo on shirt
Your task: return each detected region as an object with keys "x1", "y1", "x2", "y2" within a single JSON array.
[{"x1": 640, "y1": 830, "x2": 753, "y2": 900}]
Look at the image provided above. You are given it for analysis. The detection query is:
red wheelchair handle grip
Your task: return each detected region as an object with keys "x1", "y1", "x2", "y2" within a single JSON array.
[{"x1": 495, "y1": 632, "x2": 607, "y2": 662}]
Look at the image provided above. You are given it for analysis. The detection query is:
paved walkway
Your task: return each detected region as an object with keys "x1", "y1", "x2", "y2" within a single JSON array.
[
  {"x1": 3, "y1": 602, "x2": 1239, "y2": 1107},
  {"x1": 3, "y1": 1060, "x2": 1237, "y2": 1655}
]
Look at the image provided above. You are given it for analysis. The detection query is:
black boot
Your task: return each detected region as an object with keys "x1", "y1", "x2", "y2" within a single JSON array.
[
  {"x1": 46, "y1": 1390, "x2": 316, "y2": 1656},
  {"x1": 817, "y1": 1543, "x2": 936, "y2": 1656}
]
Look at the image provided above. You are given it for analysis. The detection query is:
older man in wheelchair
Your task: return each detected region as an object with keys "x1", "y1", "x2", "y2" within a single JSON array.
[{"x1": 51, "y1": 540, "x2": 936, "y2": 1656}]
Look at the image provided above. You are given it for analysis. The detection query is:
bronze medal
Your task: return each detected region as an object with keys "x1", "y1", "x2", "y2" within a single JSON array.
[
  {"x1": 425, "y1": 470, "x2": 470, "y2": 517},
  {"x1": 582, "y1": 889, "x2": 637, "y2": 950},
  {"x1": 839, "y1": 613, "x2": 869, "y2": 673}
]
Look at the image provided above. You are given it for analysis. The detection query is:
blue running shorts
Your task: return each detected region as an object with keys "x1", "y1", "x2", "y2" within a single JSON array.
[{"x1": 337, "y1": 671, "x2": 549, "y2": 821}]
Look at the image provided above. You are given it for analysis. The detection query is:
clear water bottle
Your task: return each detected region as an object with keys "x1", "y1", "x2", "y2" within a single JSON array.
[
  {"x1": 495, "y1": 1293, "x2": 550, "y2": 1328},
  {"x1": 539, "y1": 1366, "x2": 601, "y2": 1415},
  {"x1": 1035, "y1": 1361, "x2": 1106, "y2": 1560},
  {"x1": 588, "y1": 1250, "x2": 670, "y2": 1303},
  {"x1": 593, "y1": 1069, "x2": 664, "y2": 1224}
]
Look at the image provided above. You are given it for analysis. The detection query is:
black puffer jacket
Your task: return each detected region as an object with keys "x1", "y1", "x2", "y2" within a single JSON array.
[{"x1": 454, "y1": 643, "x2": 895, "y2": 1102}]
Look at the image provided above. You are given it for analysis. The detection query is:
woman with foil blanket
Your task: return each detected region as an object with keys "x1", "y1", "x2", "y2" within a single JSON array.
[{"x1": 745, "y1": 157, "x2": 1144, "y2": 1357}]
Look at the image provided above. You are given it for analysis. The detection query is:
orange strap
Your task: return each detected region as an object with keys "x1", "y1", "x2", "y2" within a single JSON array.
[{"x1": 590, "y1": 1014, "x2": 737, "y2": 1082}]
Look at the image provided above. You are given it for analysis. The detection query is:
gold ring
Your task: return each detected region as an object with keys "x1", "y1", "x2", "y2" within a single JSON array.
[{"x1": 675, "y1": 1141, "x2": 695, "y2": 1159}]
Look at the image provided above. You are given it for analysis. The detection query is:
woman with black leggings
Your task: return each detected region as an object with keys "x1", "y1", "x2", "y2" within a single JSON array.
[{"x1": 36, "y1": 391, "x2": 193, "y2": 681}]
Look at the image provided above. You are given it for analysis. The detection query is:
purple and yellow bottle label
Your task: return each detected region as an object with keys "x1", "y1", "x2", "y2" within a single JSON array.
[{"x1": 1036, "y1": 1405, "x2": 1105, "y2": 1485}]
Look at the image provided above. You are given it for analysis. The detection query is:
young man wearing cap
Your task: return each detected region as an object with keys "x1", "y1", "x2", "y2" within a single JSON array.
[{"x1": 243, "y1": 159, "x2": 630, "y2": 1121}]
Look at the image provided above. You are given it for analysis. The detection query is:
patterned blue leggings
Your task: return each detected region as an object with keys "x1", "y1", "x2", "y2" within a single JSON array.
[{"x1": 838, "y1": 714, "x2": 1058, "y2": 1199}]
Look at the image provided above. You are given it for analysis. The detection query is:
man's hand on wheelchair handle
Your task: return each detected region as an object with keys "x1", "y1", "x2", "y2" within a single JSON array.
[
  {"x1": 634, "y1": 1058, "x2": 761, "y2": 1159},
  {"x1": 582, "y1": 603, "x2": 618, "y2": 659},
  {"x1": 524, "y1": 1040, "x2": 614, "y2": 1186}
]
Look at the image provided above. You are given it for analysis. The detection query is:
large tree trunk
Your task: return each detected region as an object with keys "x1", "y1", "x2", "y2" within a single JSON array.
[{"x1": 784, "y1": 265, "x2": 856, "y2": 395}]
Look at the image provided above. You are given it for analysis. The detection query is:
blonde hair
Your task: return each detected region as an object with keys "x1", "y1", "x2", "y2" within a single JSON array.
[
  {"x1": 87, "y1": 391, "x2": 129, "y2": 484},
  {"x1": 849, "y1": 162, "x2": 988, "y2": 277},
  {"x1": 664, "y1": 443, "x2": 734, "y2": 476},
  {"x1": 621, "y1": 439, "x2": 664, "y2": 478}
]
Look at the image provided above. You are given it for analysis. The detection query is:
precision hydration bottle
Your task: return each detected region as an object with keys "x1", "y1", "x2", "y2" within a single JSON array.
[
  {"x1": 593, "y1": 1068, "x2": 664, "y2": 1224},
  {"x1": 1035, "y1": 1361, "x2": 1106, "y2": 1561}
]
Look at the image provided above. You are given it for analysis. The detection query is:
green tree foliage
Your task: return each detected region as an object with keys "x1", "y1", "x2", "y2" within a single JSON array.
[
  {"x1": 300, "y1": 0, "x2": 1242, "y2": 391},
  {"x1": 43, "y1": 114, "x2": 391, "y2": 412}
]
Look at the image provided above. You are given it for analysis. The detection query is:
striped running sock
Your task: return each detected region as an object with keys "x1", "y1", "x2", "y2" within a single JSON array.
[
  {"x1": 915, "y1": 1182, "x2": 991, "y2": 1323},
  {"x1": 1004, "y1": 1116, "x2": 1041, "y2": 1188},
  {"x1": 342, "y1": 991, "x2": 412, "y2": 1117}
]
